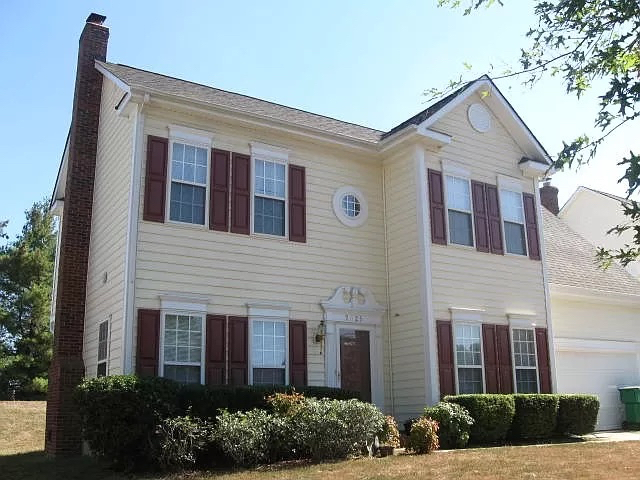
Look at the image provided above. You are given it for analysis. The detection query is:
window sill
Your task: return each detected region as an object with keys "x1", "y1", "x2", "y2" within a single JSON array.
[{"x1": 250, "y1": 232, "x2": 290, "y2": 243}]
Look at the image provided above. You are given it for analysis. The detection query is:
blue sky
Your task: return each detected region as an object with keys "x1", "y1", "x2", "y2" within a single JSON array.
[{"x1": 1, "y1": 1, "x2": 637, "y2": 239}]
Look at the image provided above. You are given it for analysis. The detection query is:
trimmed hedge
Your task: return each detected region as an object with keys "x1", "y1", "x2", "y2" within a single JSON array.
[
  {"x1": 423, "y1": 402, "x2": 474, "y2": 449},
  {"x1": 76, "y1": 375, "x2": 359, "y2": 470},
  {"x1": 510, "y1": 394, "x2": 559, "y2": 439},
  {"x1": 444, "y1": 394, "x2": 515, "y2": 444},
  {"x1": 556, "y1": 394, "x2": 599, "y2": 435}
]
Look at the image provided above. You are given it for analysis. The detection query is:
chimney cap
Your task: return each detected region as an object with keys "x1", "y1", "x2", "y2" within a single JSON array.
[{"x1": 86, "y1": 13, "x2": 107, "y2": 25}]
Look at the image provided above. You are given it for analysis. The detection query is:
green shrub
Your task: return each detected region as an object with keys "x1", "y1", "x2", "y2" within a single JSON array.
[
  {"x1": 444, "y1": 394, "x2": 515, "y2": 444},
  {"x1": 423, "y1": 402, "x2": 474, "y2": 449},
  {"x1": 153, "y1": 415, "x2": 213, "y2": 470},
  {"x1": 212, "y1": 409, "x2": 295, "y2": 465},
  {"x1": 294, "y1": 398, "x2": 386, "y2": 461},
  {"x1": 510, "y1": 394, "x2": 559, "y2": 439},
  {"x1": 380, "y1": 415, "x2": 400, "y2": 448},
  {"x1": 407, "y1": 417, "x2": 439, "y2": 454},
  {"x1": 75, "y1": 375, "x2": 180, "y2": 470},
  {"x1": 556, "y1": 394, "x2": 599, "y2": 435}
]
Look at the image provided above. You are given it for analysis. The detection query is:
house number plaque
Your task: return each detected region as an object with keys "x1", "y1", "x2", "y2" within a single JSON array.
[{"x1": 345, "y1": 313, "x2": 365, "y2": 323}]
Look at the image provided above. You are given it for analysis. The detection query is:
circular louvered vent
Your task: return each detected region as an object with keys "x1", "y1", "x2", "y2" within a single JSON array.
[{"x1": 468, "y1": 103, "x2": 492, "y2": 133}]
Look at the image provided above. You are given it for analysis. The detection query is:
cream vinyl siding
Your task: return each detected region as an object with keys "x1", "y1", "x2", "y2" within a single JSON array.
[
  {"x1": 560, "y1": 189, "x2": 640, "y2": 278},
  {"x1": 134, "y1": 108, "x2": 387, "y2": 390},
  {"x1": 83, "y1": 78, "x2": 133, "y2": 376},
  {"x1": 551, "y1": 297, "x2": 640, "y2": 341},
  {"x1": 428, "y1": 94, "x2": 547, "y2": 325},
  {"x1": 383, "y1": 149, "x2": 426, "y2": 420}
]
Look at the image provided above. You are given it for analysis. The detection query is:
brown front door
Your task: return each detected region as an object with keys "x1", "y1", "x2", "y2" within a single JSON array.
[{"x1": 339, "y1": 329, "x2": 371, "y2": 402}]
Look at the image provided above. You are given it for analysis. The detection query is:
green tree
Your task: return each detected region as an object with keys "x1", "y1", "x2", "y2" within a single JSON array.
[
  {"x1": 0, "y1": 201, "x2": 56, "y2": 399},
  {"x1": 436, "y1": 0, "x2": 640, "y2": 266}
]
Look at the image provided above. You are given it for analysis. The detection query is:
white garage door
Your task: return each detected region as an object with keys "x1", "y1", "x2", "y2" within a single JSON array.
[{"x1": 556, "y1": 350, "x2": 640, "y2": 430}]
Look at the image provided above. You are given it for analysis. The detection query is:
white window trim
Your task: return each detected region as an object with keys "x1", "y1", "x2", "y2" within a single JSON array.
[
  {"x1": 332, "y1": 186, "x2": 369, "y2": 227},
  {"x1": 443, "y1": 173, "x2": 476, "y2": 248},
  {"x1": 97, "y1": 317, "x2": 111, "y2": 376},
  {"x1": 510, "y1": 327, "x2": 540, "y2": 394},
  {"x1": 250, "y1": 144, "x2": 290, "y2": 238},
  {"x1": 248, "y1": 318, "x2": 289, "y2": 386},
  {"x1": 452, "y1": 322, "x2": 486, "y2": 394},
  {"x1": 165, "y1": 137, "x2": 213, "y2": 229},
  {"x1": 158, "y1": 295, "x2": 208, "y2": 385},
  {"x1": 499, "y1": 188, "x2": 529, "y2": 257}
]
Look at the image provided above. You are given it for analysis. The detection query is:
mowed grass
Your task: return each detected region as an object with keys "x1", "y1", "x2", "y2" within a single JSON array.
[{"x1": 2, "y1": 401, "x2": 640, "y2": 480}]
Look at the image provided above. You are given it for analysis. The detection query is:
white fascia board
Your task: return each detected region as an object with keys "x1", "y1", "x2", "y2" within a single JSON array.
[
  {"x1": 130, "y1": 88, "x2": 382, "y2": 157},
  {"x1": 50, "y1": 133, "x2": 70, "y2": 209},
  {"x1": 550, "y1": 283, "x2": 640, "y2": 306},
  {"x1": 95, "y1": 62, "x2": 133, "y2": 117}
]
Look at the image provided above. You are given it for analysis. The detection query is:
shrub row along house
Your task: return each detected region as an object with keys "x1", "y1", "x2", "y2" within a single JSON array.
[{"x1": 46, "y1": 14, "x2": 639, "y2": 455}]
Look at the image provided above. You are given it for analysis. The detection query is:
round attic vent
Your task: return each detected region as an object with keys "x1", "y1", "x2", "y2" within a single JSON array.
[{"x1": 467, "y1": 103, "x2": 492, "y2": 133}]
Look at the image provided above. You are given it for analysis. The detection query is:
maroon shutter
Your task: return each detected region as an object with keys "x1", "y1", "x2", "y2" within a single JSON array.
[
  {"x1": 143, "y1": 136, "x2": 168, "y2": 222},
  {"x1": 482, "y1": 324, "x2": 499, "y2": 393},
  {"x1": 428, "y1": 169, "x2": 447, "y2": 245},
  {"x1": 472, "y1": 181, "x2": 490, "y2": 253},
  {"x1": 289, "y1": 320, "x2": 307, "y2": 386},
  {"x1": 485, "y1": 184, "x2": 504, "y2": 255},
  {"x1": 205, "y1": 315, "x2": 226, "y2": 385},
  {"x1": 210, "y1": 149, "x2": 230, "y2": 232},
  {"x1": 228, "y1": 316, "x2": 248, "y2": 385},
  {"x1": 496, "y1": 325, "x2": 514, "y2": 393},
  {"x1": 231, "y1": 153, "x2": 250, "y2": 235},
  {"x1": 289, "y1": 165, "x2": 306, "y2": 243},
  {"x1": 523, "y1": 193, "x2": 541, "y2": 260},
  {"x1": 136, "y1": 309, "x2": 160, "y2": 376},
  {"x1": 436, "y1": 320, "x2": 456, "y2": 396},
  {"x1": 535, "y1": 328, "x2": 552, "y2": 393}
]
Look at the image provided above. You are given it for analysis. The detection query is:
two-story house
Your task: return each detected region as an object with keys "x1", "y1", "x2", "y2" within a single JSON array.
[{"x1": 46, "y1": 14, "x2": 554, "y2": 455}]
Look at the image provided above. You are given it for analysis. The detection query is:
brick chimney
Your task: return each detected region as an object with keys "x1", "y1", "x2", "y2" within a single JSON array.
[
  {"x1": 540, "y1": 180, "x2": 559, "y2": 215},
  {"x1": 45, "y1": 13, "x2": 108, "y2": 456}
]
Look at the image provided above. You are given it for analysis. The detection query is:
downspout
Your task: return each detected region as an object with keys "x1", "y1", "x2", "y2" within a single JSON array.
[
  {"x1": 381, "y1": 165, "x2": 395, "y2": 416},
  {"x1": 534, "y1": 178, "x2": 558, "y2": 392},
  {"x1": 122, "y1": 96, "x2": 147, "y2": 374}
]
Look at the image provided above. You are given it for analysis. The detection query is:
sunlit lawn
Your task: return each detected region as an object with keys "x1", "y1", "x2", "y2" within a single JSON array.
[{"x1": 2, "y1": 401, "x2": 640, "y2": 480}]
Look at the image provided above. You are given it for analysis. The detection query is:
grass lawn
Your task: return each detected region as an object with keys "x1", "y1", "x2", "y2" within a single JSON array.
[{"x1": 2, "y1": 401, "x2": 640, "y2": 480}]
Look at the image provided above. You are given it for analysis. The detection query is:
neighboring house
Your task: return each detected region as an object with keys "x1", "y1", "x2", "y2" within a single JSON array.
[
  {"x1": 47, "y1": 14, "x2": 555, "y2": 455},
  {"x1": 540, "y1": 192, "x2": 640, "y2": 430},
  {"x1": 559, "y1": 186, "x2": 640, "y2": 278}
]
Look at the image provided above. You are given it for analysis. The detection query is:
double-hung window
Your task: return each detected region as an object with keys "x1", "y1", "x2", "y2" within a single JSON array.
[
  {"x1": 500, "y1": 189, "x2": 527, "y2": 255},
  {"x1": 454, "y1": 324, "x2": 484, "y2": 393},
  {"x1": 97, "y1": 320, "x2": 109, "y2": 377},
  {"x1": 251, "y1": 320, "x2": 287, "y2": 385},
  {"x1": 162, "y1": 313, "x2": 204, "y2": 384},
  {"x1": 254, "y1": 158, "x2": 287, "y2": 236},
  {"x1": 446, "y1": 175, "x2": 474, "y2": 246},
  {"x1": 512, "y1": 328, "x2": 538, "y2": 393},
  {"x1": 169, "y1": 142, "x2": 209, "y2": 225}
]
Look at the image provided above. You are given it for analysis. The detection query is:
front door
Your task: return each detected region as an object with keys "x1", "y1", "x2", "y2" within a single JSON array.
[{"x1": 339, "y1": 328, "x2": 371, "y2": 402}]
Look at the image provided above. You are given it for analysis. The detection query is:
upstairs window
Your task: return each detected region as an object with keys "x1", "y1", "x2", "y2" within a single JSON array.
[
  {"x1": 454, "y1": 324, "x2": 484, "y2": 393},
  {"x1": 512, "y1": 328, "x2": 538, "y2": 393},
  {"x1": 254, "y1": 159, "x2": 286, "y2": 236},
  {"x1": 169, "y1": 142, "x2": 208, "y2": 225},
  {"x1": 446, "y1": 175, "x2": 474, "y2": 246},
  {"x1": 500, "y1": 190, "x2": 527, "y2": 255}
]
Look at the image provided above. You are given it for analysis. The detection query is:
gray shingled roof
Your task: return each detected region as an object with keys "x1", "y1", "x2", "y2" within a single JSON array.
[
  {"x1": 542, "y1": 208, "x2": 640, "y2": 295},
  {"x1": 97, "y1": 62, "x2": 384, "y2": 143}
]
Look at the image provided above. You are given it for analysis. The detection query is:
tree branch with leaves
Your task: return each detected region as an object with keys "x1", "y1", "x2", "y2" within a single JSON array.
[{"x1": 436, "y1": 0, "x2": 640, "y2": 267}]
